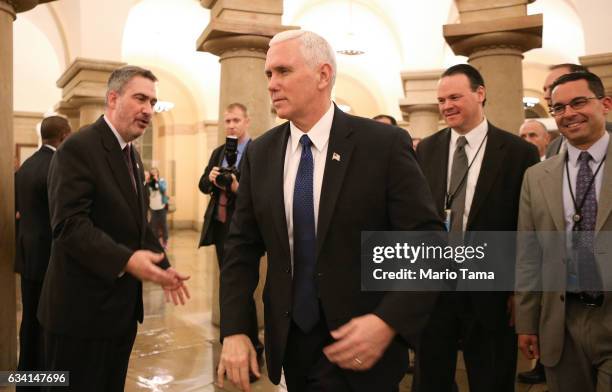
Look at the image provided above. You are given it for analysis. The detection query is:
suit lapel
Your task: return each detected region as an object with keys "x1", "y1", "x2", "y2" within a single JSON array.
[
  {"x1": 133, "y1": 149, "x2": 147, "y2": 242},
  {"x1": 467, "y1": 124, "x2": 505, "y2": 229},
  {"x1": 316, "y1": 107, "x2": 355, "y2": 259},
  {"x1": 539, "y1": 154, "x2": 565, "y2": 231},
  {"x1": 98, "y1": 118, "x2": 142, "y2": 225},
  {"x1": 430, "y1": 129, "x2": 451, "y2": 214},
  {"x1": 596, "y1": 139, "x2": 612, "y2": 232},
  {"x1": 270, "y1": 124, "x2": 292, "y2": 260}
]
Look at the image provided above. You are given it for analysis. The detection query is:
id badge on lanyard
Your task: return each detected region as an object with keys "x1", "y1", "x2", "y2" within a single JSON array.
[{"x1": 444, "y1": 208, "x2": 452, "y2": 232}]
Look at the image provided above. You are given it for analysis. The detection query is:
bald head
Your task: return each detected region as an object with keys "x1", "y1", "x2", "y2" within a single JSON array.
[{"x1": 519, "y1": 120, "x2": 550, "y2": 157}]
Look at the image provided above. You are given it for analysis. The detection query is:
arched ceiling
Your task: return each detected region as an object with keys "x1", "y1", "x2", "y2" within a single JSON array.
[{"x1": 12, "y1": 0, "x2": 612, "y2": 118}]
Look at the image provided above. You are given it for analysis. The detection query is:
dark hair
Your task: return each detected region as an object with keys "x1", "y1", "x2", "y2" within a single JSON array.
[
  {"x1": 550, "y1": 71, "x2": 605, "y2": 98},
  {"x1": 372, "y1": 114, "x2": 397, "y2": 125},
  {"x1": 549, "y1": 63, "x2": 589, "y2": 73},
  {"x1": 441, "y1": 63, "x2": 485, "y2": 91},
  {"x1": 226, "y1": 102, "x2": 249, "y2": 117},
  {"x1": 106, "y1": 65, "x2": 157, "y2": 105},
  {"x1": 40, "y1": 116, "x2": 70, "y2": 143}
]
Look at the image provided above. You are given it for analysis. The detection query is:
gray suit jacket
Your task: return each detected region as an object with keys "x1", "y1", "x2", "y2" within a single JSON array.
[
  {"x1": 515, "y1": 137, "x2": 612, "y2": 367},
  {"x1": 546, "y1": 121, "x2": 612, "y2": 158}
]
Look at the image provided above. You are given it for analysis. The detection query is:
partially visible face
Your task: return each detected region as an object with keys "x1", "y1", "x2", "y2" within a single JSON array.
[
  {"x1": 224, "y1": 107, "x2": 250, "y2": 142},
  {"x1": 437, "y1": 73, "x2": 485, "y2": 134},
  {"x1": 519, "y1": 122, "x2": 550, "y2": 156},
  {"x1": 107, "y1": 76, "x2": 157, "y2": 142},
  {"x1": 265, "y1": 38, "x2": 323, "y2": 126},
  {"x1": 543, "y1": 67, "x2": 570, "y2": 107},
  {"x1": 551, "y1": 79, "x2": 611, "y2": 149}
]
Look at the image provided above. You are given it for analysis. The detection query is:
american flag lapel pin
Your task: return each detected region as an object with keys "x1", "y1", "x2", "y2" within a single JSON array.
[{"x1": 332, "y1": 152, "x2": 341, "y2": 162}]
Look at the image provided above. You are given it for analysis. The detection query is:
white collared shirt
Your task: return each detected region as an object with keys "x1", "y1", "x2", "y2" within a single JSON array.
[
  {"x1": 284, "y1": 102, "x2": 333, "y2": 266},
  {"x1": 43, "y1": 144, "x2": 57, "y2": 152},
  {"x1": 103, "y1": 115, "x2": 129, "y2": 150},
  {"x1": 447, "y1": 118, "x2": 488, "y2": 231}
]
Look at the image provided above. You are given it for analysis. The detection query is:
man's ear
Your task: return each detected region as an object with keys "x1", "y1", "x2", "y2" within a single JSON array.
[
  {"x1": 602, "y1": 96, "x2": 612, "y2": 114},
  {"x1": 318, "y1": 63, "x2": 333, "y2": 90},
  {"x1": 107, "y1": 90, "x2": 118, "y2": 109},
  {"x1": 476, "y1": 85, "x2": 486, "y2": 105}
]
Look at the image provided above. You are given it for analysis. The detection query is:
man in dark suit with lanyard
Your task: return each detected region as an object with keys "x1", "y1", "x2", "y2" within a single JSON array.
[
  {"x1": 198, "y1": 102, "x2": 263, "y2": 365},
  {"x1": 215, "y1": 29, "x2": 444, "y2": 392},
  {"x1": 415, "y1": 64, "x2": 539, "y2": 392},
  {"x1": 39, "y1": 65, "x2": 190, "y2": 391},
  {"x1": 15, "y1": 116, "x2": 70, "y2": 376}
]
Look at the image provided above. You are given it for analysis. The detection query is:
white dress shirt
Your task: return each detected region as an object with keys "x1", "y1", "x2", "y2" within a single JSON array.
[
  {"x1": 104, "y1": 115, "x2": 129, "y2": 150},
  {"x1": 447, "y1": 118, "x2": 488, "y2": 231},
  {"x1": 284, "y1": 102, "x2": 333, "y2": 268}
]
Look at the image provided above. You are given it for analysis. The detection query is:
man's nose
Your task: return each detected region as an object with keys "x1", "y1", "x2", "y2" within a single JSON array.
[{"x1": 268, "y1": 75, "x2": 278, "y2": 91}]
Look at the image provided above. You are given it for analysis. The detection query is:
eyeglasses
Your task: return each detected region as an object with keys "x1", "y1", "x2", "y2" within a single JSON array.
[{"x1": 549, "y1": 96, "x2": 603, "y2": 116}]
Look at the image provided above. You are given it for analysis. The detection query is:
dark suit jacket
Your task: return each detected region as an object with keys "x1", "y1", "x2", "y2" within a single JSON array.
[
  {"x1": 198, "y1": 141, "x2": 249, "y2": 247},
  {"x1": 416, "y1": 123, "x2": 540, "y2": 328},
  {"x1": 220, "y1": 105, "x2": 445, "y2": 386},
  {"x1": 14, "y1": 146, "x2": 54, "y2": 281},
  {"x1": 38, "y1": 116, "x2": 169, "y2": 339}
]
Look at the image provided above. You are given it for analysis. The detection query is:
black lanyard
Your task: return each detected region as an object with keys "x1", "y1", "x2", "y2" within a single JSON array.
[
  {"x1": 565, "y1": 152, "x2": 606, "y2": 230},
  {"x1": 445, "y1": 133, "x2": 488, "y2": 210}
]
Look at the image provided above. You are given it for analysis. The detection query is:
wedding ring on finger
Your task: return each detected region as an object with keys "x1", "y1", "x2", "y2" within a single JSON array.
[{"x1": 353, "y1": 357, "x2": 363, "y2": 366}]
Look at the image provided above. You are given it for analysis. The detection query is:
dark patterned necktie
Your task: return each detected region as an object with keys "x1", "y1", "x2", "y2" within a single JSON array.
[
  {"x1": 123, "y1": 144, "x2": 137, "y2": 192},
  {"x1": 449, "y1": 136, "x2": 468, "y2": 232},
  {"x1": 292, "y1": 135, "x2": 319, "y2": 333},
  {"x1": 574, "y1": 151, "x2": 602, "y2": 294}
]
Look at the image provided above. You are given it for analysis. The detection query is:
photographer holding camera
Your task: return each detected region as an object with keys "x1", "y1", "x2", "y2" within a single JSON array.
[{"x1": 199, "y1": 103, "x2": 262, "y2": 368}]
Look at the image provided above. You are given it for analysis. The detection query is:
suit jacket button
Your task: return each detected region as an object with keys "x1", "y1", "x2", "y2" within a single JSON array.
[
  {"x1": 317, "y1": 272, "x2": 323, "y2": 277},
  {"x1": 560, "y1": 294, "x2": 565, "y2": 302},
  {"x1": 284, "y1": 311, "x2": 290, "y2": 318},
  {"x1": 285, "y1": 267, "x2": 291, "y2": 274}
]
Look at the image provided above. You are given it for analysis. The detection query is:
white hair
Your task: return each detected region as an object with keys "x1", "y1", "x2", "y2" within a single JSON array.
[{"x1": 269, "y1": 30, "x2": 337, "y2": 86}]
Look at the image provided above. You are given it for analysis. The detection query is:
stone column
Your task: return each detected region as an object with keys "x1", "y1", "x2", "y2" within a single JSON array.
[
  {"x1": 197, "y1": 0, "x2": 295, "y2": 327},
  {"x1": 1, "y1": 0, "x2": 56, "y2": 372},
  {"x1": 580, "y1": 53, "x2": 612, "y2": 122},
  {"x1": 197, "y1": 0, "x2": 296, "y2": 142},
  {"x1": 399, "y1": 70, "x2": 443, "y2": 139},
  {"x1": 443, "y1": 0, "x2": 543, "y2": 134},
  {"x1": 55, "y1": 58, "x2": 126, "y2": 130}
]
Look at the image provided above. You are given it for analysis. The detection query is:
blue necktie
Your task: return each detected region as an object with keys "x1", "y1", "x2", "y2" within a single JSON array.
[
  {"x1": 292, "y1": 135, "x2": 319, "y2": 332},
  {"x1": 574, "y1": 151, "x2": 602, "y2": 295}
]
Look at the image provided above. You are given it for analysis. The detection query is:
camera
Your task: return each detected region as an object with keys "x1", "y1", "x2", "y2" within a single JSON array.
[
  {"x1": 148, "y1": 177, "x2": 159, "y2": 190},
  {"x1": 216, "y1": 136, "x2": 239, "y2": 189}
]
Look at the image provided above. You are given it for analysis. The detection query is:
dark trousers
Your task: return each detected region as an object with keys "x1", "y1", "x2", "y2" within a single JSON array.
[
  {"x1": 41, "y1": 323, "x2": 137, "y2": 392},
  {"x1": 149, "y1": 208, "x2": 168, "y2": 243},
  {"x1": 17, "y1": 276, "x2": 44, "y2": 392},
  {"x1": 284, "y1": 313, "x2": 400, "y2": 392},
  {"x1": 212, "y1": 219, "x2": 262, "y2": 352},
  {"x1": 415, "y1": 292, "x2": 517, "y2": 392}
]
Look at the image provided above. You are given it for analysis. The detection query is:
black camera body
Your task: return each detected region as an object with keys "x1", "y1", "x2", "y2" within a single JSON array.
[{"x1": 216, "y1": 136, "x2": 239, "y2": 189}]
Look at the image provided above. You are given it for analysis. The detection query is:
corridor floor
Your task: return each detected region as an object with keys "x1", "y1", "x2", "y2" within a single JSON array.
[{"x1": 14, "y1": 229, "x2": 548, "y2": 391}]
